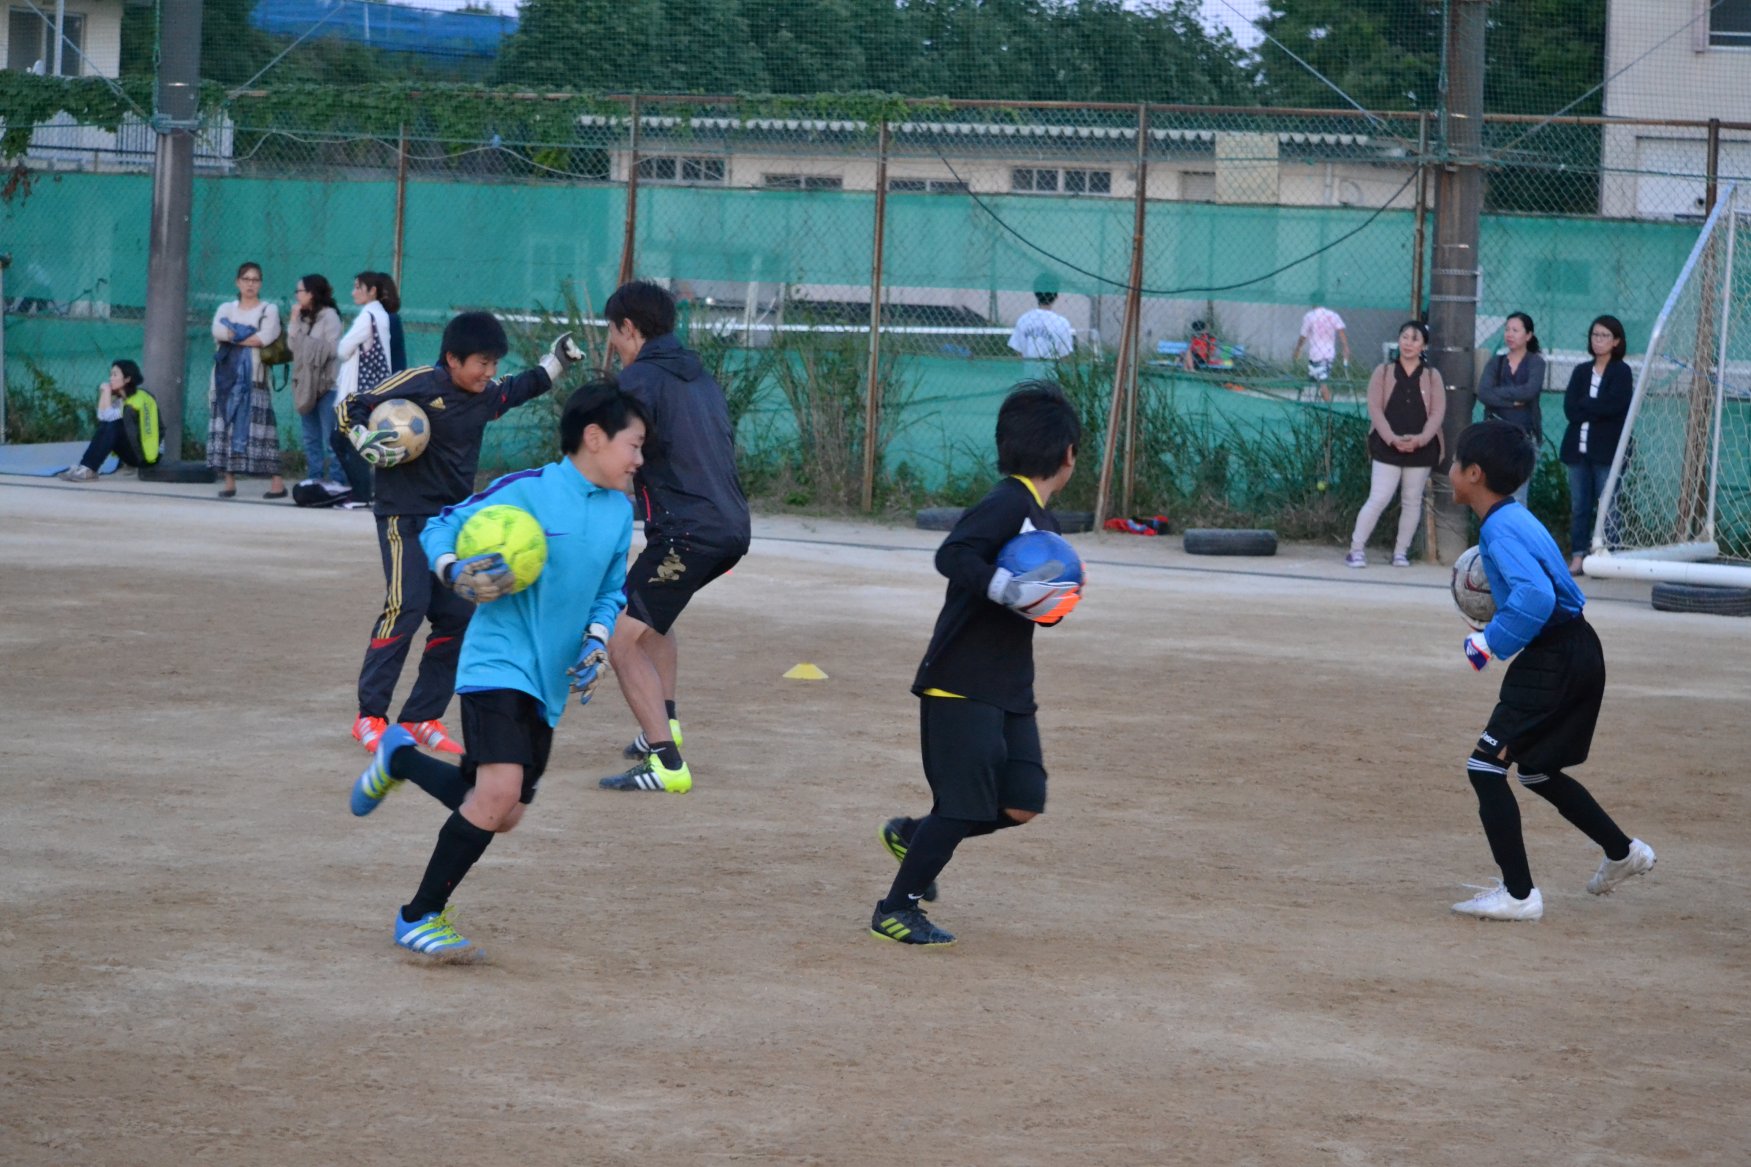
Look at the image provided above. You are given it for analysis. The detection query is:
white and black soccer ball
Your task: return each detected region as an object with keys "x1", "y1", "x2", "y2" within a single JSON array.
[{"x1": 1451, "y1": 545, "x2": 1494, "y2": 630}]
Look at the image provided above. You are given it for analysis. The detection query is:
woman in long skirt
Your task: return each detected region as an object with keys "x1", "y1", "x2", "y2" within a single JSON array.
[{"x1": 208, "y1": 260, "x2": 287, "y2": 498}]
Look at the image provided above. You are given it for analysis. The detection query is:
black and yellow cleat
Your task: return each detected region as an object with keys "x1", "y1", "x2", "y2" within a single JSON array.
[
  {"x1": 878, "y1": 817, "x2": 938, "y2": 902},
  {"x1": 869, "y1": 904, "x2": 955, "y2": 947},
  {"x1": 599, "y1": 752, "x2": 691, "y2": 793}
]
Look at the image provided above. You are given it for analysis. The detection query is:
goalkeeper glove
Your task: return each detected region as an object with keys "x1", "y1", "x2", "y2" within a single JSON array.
[
  {"x1": 987, "y1": 561, "x2": 1081, "y2": 622},
  {"x1": 566, "y1": 623, "x2": 611, "y2": 705},
  {"x1": 539, "y1": 332, "x2": 585, "y2": 381},
  {"x1": 349, "y1": 423, "x2": 407, "y2": 468},
  {"x1": 1463, "y1": 630, "x2": 1493, "y2": 671},
  {"x1": 438, "y1": 552, "x2": 514, "y2": 604}
]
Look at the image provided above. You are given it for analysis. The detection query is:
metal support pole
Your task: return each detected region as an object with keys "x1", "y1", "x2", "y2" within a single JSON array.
[
  {"x1": 1097, "y1": 104, "x2": 1150, "y2": 527},
  {"x1": 392, "y1": 124, "x2": 409, "y2": 287},
  {"x1": 617, "y1": 96, "x2": 641, "y2": 288},
  {"x1": 1121, "y1": 105, "x2": 1150, "y2": 517},
  {"x1": 1427, "y1": 0, "x2": 1487, "y2": 565},
  {"x1": 1411, "y1": 111, "x2": 1430, "y2": 318},
  {"x1": 861, "y1": 121, "x2": 891, "y2": 513},
  {"x1": 1705, "y1": 118, "x2": 1721, "y2": 216},
  {"x1": 140, "y1": 0, "x2": 206, "y2": 480},
  {"x1": 52, "y1": 0, "x2": 66, "y2": 75},
  {"x1": 0, "y1": 253, "x2": 10, "y2": 442}
]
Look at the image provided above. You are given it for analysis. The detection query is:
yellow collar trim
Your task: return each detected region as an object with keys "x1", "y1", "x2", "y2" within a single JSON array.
[{"x1": 1009, "y1": 475, "x2": 1044, "y2": 507}]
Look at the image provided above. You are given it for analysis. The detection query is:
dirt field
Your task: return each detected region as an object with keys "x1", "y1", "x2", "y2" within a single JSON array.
[{"x1": 3, "y1": 475, "x2": 1748, "y2": 1167}]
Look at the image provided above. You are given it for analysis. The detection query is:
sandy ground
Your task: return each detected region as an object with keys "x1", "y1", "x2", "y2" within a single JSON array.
[{"x1": 2, "y1": 473, "x2": 1748, "y2": 1167}]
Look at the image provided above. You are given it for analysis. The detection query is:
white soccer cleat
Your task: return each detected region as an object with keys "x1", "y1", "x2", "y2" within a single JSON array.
[
  {"x1": 1451, "y1": 884, "x2": 1543, "y2": 921},
  {"x1": 1586, "y1": 839, "x2": 1656, "y2": 896}
]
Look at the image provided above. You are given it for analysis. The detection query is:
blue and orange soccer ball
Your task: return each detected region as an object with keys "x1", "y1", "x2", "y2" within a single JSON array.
[{"x1": 997, "y1": 528, "x2": 1085, "y2": 623}]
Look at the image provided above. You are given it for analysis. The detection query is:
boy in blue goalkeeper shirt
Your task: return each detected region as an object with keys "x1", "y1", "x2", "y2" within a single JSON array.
[
  {"x1": 1447, "y1": 420, "x2": 1655, "y2": 922},
  {"x1": 347, "y1": 382, "x2": 646, "y2": 962}
]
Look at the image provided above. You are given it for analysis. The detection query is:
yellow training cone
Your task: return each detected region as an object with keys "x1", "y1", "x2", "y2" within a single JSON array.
[{"x1": 784, "y1": 662, "x2": 828, "y2": 680}]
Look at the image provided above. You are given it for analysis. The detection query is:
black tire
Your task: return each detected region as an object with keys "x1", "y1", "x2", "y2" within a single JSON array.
[
  {"x1": 915, "y1": 507, "x2": 963, "y2": 532},
  {"x1": 915, "y1": 507, "x2": 1095, "y2": 534},
  {"x1": 1650, "y1": 581, "x2": 1751, "y2": 617},
  {"x1": 1182, "y1": 528, "x2": 1279, "y2": 557}
]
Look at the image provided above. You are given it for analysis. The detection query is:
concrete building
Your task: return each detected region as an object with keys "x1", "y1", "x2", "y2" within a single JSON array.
[{"x1": 1602, "y1": 0, "x2": 1751, "y2": 219}]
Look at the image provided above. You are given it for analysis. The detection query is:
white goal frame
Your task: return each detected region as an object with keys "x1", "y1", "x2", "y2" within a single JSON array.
[{"x1": 1582, "y1": 183, "x2": 1751, "y2": 587}]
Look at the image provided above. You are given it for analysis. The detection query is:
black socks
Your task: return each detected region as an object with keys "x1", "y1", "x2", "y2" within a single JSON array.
[
  {"x1": 403, "y1": 811, "x2": 494, "y2": 922},
  {"x1": 1468, "y1": 763, "x2": 1535, "y2": 900},
  {"x1": 665, "y1": 699, "x2": 677, "y2": 722},
  {"x1": 650, "y1": 741, "x2": 683, "y2": 770},
  {"x1": 389, "y1": 745, "x2": 468, "y2": 810},
  {"x1": 1520, "y1": 770, "x2": 1632, "y2": 861},
  {"x1": 881, "y1": 815, "x2": 970, "y2": 912}
]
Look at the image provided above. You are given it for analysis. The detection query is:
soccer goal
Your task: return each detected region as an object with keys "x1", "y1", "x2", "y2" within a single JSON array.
[{"x1": 1583, "y1": 183, "x2": 1751, "y2": 587}]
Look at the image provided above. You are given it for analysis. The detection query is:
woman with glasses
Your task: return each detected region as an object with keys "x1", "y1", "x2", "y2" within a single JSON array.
[
  {"x1": 1559, "y1": 315, "x2": 1633, "y2": 575},
  {"x1": 207, "y1": 260, "x2": 287, "y2": 499}
]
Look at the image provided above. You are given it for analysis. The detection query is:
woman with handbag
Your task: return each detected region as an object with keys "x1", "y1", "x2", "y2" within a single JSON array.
[
  {"x1": 1475, "y1": 311, "x2": 1546, "y2": 505},
  {"x1": 330, "y1": 270, "x2": 399, "y2": 505},
  {"x1": 290, "y1": 273, "x2": 345, "y2": 486},
  {"x1": 1345, "y1": 320, "x2": 1446, "y2": 567},
  {"x1": 207, "y1": 261, "x2": 288, "y2": 499}
]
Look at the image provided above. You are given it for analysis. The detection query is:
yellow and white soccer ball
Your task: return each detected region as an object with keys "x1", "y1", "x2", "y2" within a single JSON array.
[
  {"x1": 1451, "y1": 545, "x2": 1495, "y2": 630},
  {"x1": 456, "y1": 505, "x2": 547, "y2": 594},
  {"x1": 367, "y1": 398, "x2": 431, "y2": 463}
]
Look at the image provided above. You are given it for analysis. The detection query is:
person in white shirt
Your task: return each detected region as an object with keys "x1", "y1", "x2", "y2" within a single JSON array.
[
  {"x1": 1292, "y1": 304, "x2": 1351, "y2": 401},
  {"x1": 1008, "y1": 289, "x2": 1075, "y2": 380}
]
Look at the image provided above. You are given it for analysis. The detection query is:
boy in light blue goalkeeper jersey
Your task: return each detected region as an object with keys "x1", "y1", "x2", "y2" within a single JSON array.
[
  {"x1": 1447, "y1": 420, "x2": 1654, "y2": 924},
  {"x1": 347, "y1": 381, "x2": 647, "y2": 963}
]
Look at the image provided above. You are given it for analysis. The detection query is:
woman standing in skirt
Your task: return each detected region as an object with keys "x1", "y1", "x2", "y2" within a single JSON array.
[
  {"x1": 208, "y1": 260, "x2": 287, "y2": 499},
  {"x1": 1346, "y1": 320, "x2": 1446, "y2": 567}
]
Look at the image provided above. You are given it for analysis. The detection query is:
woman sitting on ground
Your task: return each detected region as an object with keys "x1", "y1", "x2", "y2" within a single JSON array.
[{"x1": 59, "y1": 359, "x2": 160, "y2": 482}]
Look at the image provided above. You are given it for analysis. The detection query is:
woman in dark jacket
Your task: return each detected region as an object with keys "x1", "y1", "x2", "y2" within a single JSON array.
[
  {"x1": 1476, "y1": 310, "x2": 1546, "y2": 504},
  {"x1": 1560, "y1": 314, "x2": 1634, "y2": 574}
]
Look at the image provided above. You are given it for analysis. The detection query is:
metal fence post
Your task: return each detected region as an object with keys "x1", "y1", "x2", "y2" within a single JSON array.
[
  {"x1": 618, "y1": 95, "x2": 641, "y2": 287},
  {"x1": 393, "y1": 123, "x2": 409, "y2": 288},
  {"x1": 1705, "y1": 117, "x2": 1721, "y2": 216},
  {"x1": 1121, "y1": 104, "x2": 1150, "y2": 517},
  {"x1": 861, "y1": 119, "x2": 891, "y2": 513},
  {"x1": 1411, "y1": 110, "x2": 1430, "y2": 318}
]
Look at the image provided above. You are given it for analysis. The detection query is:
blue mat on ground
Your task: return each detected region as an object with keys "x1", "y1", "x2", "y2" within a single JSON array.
[{"x1": 0, "y1": 441, "x2": 117, "y2": 477}]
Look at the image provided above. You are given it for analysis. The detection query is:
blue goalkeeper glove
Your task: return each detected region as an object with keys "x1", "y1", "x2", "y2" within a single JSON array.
[
  {"x1": 440, "y1": 552, "x2": 514, "y2": 604},
  {"x1": 1463, "y1": 630, "x2": 1493, "y2": 671},
  {"x1": 566, "y1": 623, "x2": 611, "y2": 705}
]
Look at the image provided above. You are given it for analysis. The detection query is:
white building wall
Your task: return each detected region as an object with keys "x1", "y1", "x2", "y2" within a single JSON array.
[{"x1": 0, "y1": 0, "x2": 123, "y2": 77}]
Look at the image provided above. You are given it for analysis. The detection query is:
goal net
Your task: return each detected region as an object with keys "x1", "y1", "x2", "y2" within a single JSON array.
[{"x1": 1585, "y1": 184, "x2": 1751, "y2": 587}]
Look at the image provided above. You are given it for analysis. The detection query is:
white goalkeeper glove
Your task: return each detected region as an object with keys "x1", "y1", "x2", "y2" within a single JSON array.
[
  {"x1": 988, "y1": 561, "x2": 1081, "y2": 622},
  {"x1": 539, "y1": 332, "x2": 585, "y2": 380},
  {"x1": 1463, "y1": 630, "x2": 1492, "y2": 671},
  {"x1": 349, "y1": 423, "x2": 407, "y2": 468}
]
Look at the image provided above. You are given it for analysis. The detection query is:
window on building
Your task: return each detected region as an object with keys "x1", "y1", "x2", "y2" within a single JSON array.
[
  {"x1": 764, "y1": 174, "x2": 842, "y2": 191},
  {"x1": 888, "y1": 178, "x2": 970, "y2": 194},
  {"x1": 8, "y1": 7, "x2": 84, "y2": 75},
  {"x1": 1065, "y1": 169, "x2": 1112, "y2": 195},
  {"x1": 1710, "y1": 0, "x2": 1751, "y2": 46},
  {"x1": 1011, "y1": 167, "x2": 1059, "y2": 193},
  {"x1": 1180, "y1": 171, "x2": 1217, "y2": 202},
  {"x1": 636, "y1": 156, "x2": 724, "y2": 184}
]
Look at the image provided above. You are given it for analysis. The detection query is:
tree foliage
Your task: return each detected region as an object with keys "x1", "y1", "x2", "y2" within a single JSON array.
[{"x1": 497, "y1": 0, "x2": 1255, "y2": 104}]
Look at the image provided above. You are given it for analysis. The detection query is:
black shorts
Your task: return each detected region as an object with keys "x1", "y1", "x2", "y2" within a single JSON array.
[
  {"x1": 1482, "y1": 616, "x2": 1605, "y2": 775},
  {"x1": 459, "y1": 688, "x2": 553, "y2": 804},
  {"x1": 623, "y1": 530, "x2": 743, "y2": 636},
  {"x1": 919, "y1": 696, "x2": 1048, "y2": 822}
]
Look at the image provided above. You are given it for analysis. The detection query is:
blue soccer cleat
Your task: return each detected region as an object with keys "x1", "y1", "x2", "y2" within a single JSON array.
[
  {"x1": 393, "y1": 907, "x2": 483, "y2": 963},
  {"x1": 350, "y1": 723, "x2": 416, "y2": 816},
  {"x1": 869, "y1": 903, "x2": 955, "y2": 947}
]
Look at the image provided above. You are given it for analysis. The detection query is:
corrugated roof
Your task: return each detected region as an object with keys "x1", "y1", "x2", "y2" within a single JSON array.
[{"x1": 575, "y1": 114, "x2": 1372, "y2": 147}]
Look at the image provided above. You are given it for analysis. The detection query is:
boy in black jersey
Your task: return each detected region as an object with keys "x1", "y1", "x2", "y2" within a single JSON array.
[
  {"x1": 871, "y1": 382, "x2": 1083, "y2": 947},
  {"x1": 341, "y1": 311, "x2": 581, "y2": 756}
]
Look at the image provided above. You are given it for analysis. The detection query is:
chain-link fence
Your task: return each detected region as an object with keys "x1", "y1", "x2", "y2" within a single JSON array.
[{"x1": 5, "y1": 1, "x2": 1751, "y2": 533}]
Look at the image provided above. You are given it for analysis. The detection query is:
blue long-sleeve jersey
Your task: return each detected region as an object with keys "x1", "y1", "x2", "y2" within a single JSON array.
[
  {"x1": 421, "y1": 458, "x2": 632, "y2": 727},
  {"x1": 1477, "y1": 498, "x2": 1585, "y2": 658}
]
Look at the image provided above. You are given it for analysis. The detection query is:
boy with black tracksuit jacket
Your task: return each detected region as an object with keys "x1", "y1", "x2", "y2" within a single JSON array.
[
  {"x1": 341, "y1": 310, "x2": 582, "y2": 756},
  {"x1": 872, "y1": 383, "x2": 1084, "y2": 947},
  {"x1": 597, "y1": 282, "x2": 751, "y2": 794}
]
